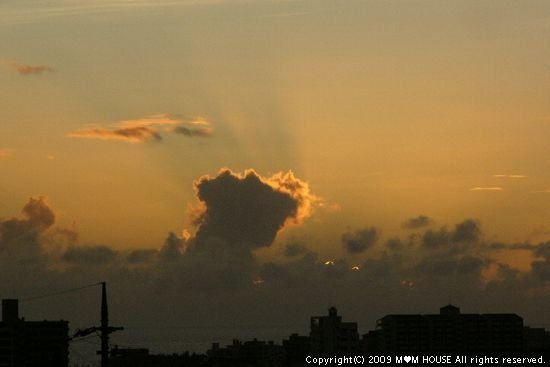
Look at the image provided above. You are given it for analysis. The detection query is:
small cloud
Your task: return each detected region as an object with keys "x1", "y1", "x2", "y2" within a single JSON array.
[
  {"x1": 67, "y1": 114, "x2": 213, "y2": 143},
  {"x1": 341, "y1": 227, "x2": 379, "y2": 254},
  {"x1": 531, "y1": 190, "x2": 550, "y2": 194},
  {"x1": 470, "y1": 187, "x2": 504, "y2": 191},
  {"x1": 47, "y1": 154, "x2": 55, "y2": 160},
  {"x1": 2, "y1": 60, "x2": 54, "y2": 75},
  {"x1": 402, "y1": 215, "x2": 433, "y2": 229},
  {"x1": 0, "y1": 148, "x2": 12, "y2": 159}
]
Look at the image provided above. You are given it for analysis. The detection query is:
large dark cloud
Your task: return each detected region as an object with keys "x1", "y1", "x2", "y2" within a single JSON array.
[
  {"x1": 341, "y1": 227, "x2": 379, "y2": 254},
  {"x1": 191, "y1": 169, "x2": 315, "y2": 251}
]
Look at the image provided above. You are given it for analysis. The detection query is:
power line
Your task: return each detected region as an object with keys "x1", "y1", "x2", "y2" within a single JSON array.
[
  {"x1": 71, "y1": 334, "x2": 100, "y2": 344},
  {"x1": 20, "y1": 282, "x2": 102, "y2": 303}
]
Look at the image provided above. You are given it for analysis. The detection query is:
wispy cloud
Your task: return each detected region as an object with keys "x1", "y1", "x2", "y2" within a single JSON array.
[
  {"x1": 68, "y1": 126, "x2": 162, "y2": 143},
  {"x1": 470, "y1": 187, "x2": 504, "y2": 191},
  {"x1": 117, "y1": 114, "x2": 182, "y2": 129},
  {"x1": 0, "y1": 0, "x2": 277, "y2": 26},
  {"x1": 0, "y1": 148, "x2": 12, "y2": 159},
  {"x1": 67, "y1": 114, "x2": 213, "y2": 143},
  {"x1": 1, "y1": 60, "x2": 54, "y2": 75},
  {"x1": 531, "y1": 189, "x2": 550, "y2": 194},
  {"x1": 262, "y1": 11, "x2": 311, "y2": 18},
  {"x1": 493, "y1": 174, "x2": 526, "y2": 179}
]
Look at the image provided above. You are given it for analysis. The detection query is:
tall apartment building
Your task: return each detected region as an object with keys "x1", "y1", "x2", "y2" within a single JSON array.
[
  {"x1": 0, "y1": 299, "x2": 69, "y2": 367},
  {"x1": 364, "y1": 304, "x2": 524, "y2": 353},
  {"x1": 310, "y1": 307, "x2": 359, "y2": 355}
]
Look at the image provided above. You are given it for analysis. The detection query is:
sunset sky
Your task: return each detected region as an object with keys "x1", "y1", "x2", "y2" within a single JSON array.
[{"x1": 1, "y1": 0, "x2": 550, "y2": 361}]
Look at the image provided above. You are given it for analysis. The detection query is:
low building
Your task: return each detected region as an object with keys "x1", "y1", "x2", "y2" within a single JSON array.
[
  {"x1": 282, "y1": 333, "x2": 310, "y2": 366},
  {"x1": 208, "y1": 339, "x2": 284, "y2": 367}
]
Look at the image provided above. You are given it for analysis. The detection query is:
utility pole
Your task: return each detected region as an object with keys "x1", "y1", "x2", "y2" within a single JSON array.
[
  {"x1": 72, "y1": 282, "x2": 123, "y2": 367},
  {"x1": 99, "y1": 281, "x2": 124, "y2": 367},
  {"x1": 100, "y1": 281, "x2": 109, "y2": 367}
]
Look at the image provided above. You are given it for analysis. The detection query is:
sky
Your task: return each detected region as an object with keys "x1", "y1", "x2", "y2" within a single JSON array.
[{"x1": 1, "y1": 0, "x2": 550, "y2": 362}]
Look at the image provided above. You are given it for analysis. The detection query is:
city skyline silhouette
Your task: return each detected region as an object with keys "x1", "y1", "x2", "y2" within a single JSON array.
[
  {"x1": 1, "y1": 295, "x2": 549, "y2": 366},
  {"x1": 2, "y1": 0, "x2": 550, "y2": 366}
]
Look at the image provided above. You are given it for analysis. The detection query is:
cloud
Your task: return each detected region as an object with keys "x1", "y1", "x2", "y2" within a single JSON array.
[
  {"x1": 67, "y1": 114, "x2": 213, "y2": 143},
  {"x1": 341, "y1": 227, "x2": 379, "y2": 254},
  {"x1": 470, "y1": 187, "x2": 504, "y2": 191},
  {"x1": 402, "y1": 215, "x2": 433, "y2": 229},
  {"x1": 2, "y1": 60, "x2": 54, "y2": 75},
  {"x1": 0, "y1": 148, "x2": 12, "y2": 159},
  {"x1": 190, "y1": 169, "x2": 316, "y2": 251}
]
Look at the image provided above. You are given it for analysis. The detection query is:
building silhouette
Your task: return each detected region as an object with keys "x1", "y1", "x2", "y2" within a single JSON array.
[
  {"x1": 208, "y1": 339, "x2": 284, "y2": 367},
  {"x1": 0, "y1": 299, "x2": 69, "y2": 367},
  {"x1": 71, "y1": 304, "x2": 549, "y2": 366},
  {"x1": 281, "y1": 333, "x2": 309, "y2": 366},
  {"x1": 362, "y1": 304, "x2": 550, "y2": 354},
  {"x1": 309, "y1": 307, "x2": 359, "y2": 355},
  {"x1": 109, "y1": 346, "x2": 208, "y2": 367}
]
